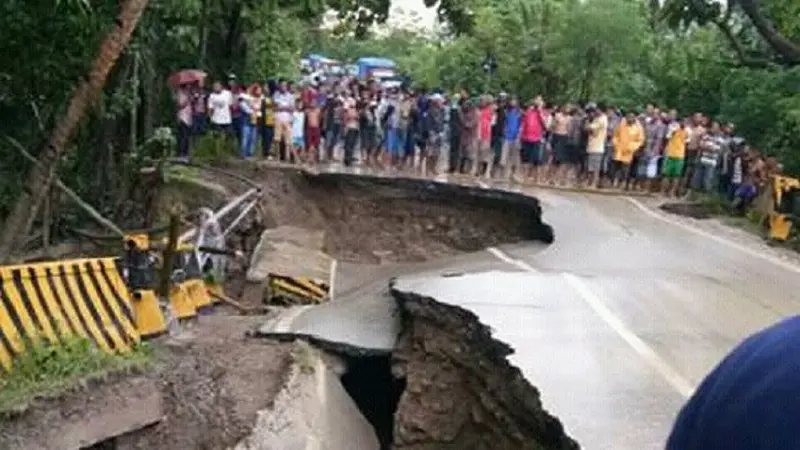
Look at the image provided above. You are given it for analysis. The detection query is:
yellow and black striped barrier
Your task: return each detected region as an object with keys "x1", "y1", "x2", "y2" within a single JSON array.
[
  {"x1": 770, "y1": 175, "x2": 800, "y2": 241},
  {"x1": 266, "y1": 273, "x2": 329, "y2": 305},
  {"x1": 0, "y1": 258, "x2": 140, "y2": 370}
]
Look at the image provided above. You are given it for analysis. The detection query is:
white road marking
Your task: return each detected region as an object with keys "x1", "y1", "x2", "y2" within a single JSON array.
[
  {"x1": 625, "y1": 196, "x2": 800, "y2": 275},
  {"x1": 486, "y1": 247, "x2": 540, "y2": 272},
  {"x1": 329, "y1": 258, "x2": 338, "y2": 301},
  {"x1": 562, "y1": 273, "x2": 694, "y2": 398},
  {"x1": 487, "y1": 246, "x2": 694, "y2": 398}
]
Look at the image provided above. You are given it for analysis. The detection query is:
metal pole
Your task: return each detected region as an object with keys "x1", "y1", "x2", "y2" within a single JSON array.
[
  {"x1": 223, "y1": 198, "x2": 259, "y2": 237},
  {"x1": 179, "y1": 187, "x2": 259, "y2": 242}
]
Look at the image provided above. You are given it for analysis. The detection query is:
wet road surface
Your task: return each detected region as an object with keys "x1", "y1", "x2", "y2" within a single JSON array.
[{"x1": 260, "y1": 167, "x2": 799, "y2": 449}]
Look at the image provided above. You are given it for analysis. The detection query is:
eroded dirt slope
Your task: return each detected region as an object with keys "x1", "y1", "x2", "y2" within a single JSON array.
[
  {"x1": 391, "y1": 289, "x2": 579, "y2": 450},
  {"x1": 232, "y1": 164, "x2": 553, "y2": 264}
]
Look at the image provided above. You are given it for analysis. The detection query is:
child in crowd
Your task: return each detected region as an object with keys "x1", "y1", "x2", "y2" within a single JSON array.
[
  {"x1": 306, "y1": 99, "x2": 321, "y2": 164},
  {"x1": 291, "y1": 99, "x2": 305, "y2": 163}
]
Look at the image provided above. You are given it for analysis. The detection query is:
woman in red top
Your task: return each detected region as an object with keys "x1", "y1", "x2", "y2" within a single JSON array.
[{"x1": 520, "y1": 96, "x2": 546, "y2": 183}]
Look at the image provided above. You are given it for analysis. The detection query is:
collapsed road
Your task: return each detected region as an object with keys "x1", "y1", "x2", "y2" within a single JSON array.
[
  {"x1": 4, "y1": 163, "x2": 799, "y2": 450},
  {"x1": 256, "y1": 165, "x2": 800, "y2": 449}
]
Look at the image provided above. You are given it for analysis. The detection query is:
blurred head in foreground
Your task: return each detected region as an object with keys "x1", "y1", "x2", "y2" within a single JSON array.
[{"x1": 668, "y1": 316, "x2": 800, "y2": 450}]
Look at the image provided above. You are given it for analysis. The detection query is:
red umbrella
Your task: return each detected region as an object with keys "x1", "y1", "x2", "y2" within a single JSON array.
[{"x1": 168, "y1": 70, "x2": 207, "y2": 88}]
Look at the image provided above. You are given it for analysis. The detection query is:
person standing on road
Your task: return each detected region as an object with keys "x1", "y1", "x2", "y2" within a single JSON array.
[
  {"x1": 342, "y1": 94, "x2": 360, "y2": 167},
  {"x1": 690, "y1": 121, "x2": 725, "y2": 193},
  {"x1": 633, "y1": 107, "x2": 666, "y2": 192},
  {"x1": 547, "y1": 105, "x2": 572, "y2": 186},
  {"x1": 491, "y1": 93, "x2": 508, "y2": 178},
  {"x1": 448, "y1": 93, "x2": 463, "y2": 174},
  {"x1": 611, "y1": 110, "x2": 645, "y2": 189},
  {"x1": 305, "y1": 98, "x2": 322, "y2": 164},
  {"x1": 661, "y1": 118, "x2": 689, "y2": 197},
  {"x1": 460, "y1": 98, "x2": 479, "y2": 176},
  {"x1": 475, "y1": 95, "x2": 495, "y2": 179},
  {"x1": 583, "y1": 103, "x2": 607, "y2": 188},
  {"x1": 520, "y1": 96, "x2": 547, "y2": 184},
  {"x1": 500, "y1": 96, "x2": 522, "y2": 182},
  {"x1": 273, "y1": 80, "x2": 295, "y2": 162},
  {"x1": 423, "y1": 93, "x2": 446, "y2": 177}
]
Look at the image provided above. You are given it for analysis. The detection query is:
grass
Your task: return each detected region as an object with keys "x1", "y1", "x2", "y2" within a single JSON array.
[{"x1": 0, "y1": 337, "x2": 152, "y2": 415}]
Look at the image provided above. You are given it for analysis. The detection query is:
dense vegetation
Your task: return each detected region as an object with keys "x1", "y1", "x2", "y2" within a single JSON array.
[{"x1": 0, "y1": 0, "x2": 798, "y2": 258}]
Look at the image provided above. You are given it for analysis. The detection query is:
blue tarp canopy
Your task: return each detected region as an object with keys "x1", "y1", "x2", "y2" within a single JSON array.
[{"x1": 357, "y1": 57, "x2": 397, "y2": 68}]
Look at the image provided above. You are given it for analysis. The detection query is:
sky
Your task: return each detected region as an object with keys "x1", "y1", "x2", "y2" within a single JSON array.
[{"x1": 386, "y1": 0, "x2": 438, "y2": 30}]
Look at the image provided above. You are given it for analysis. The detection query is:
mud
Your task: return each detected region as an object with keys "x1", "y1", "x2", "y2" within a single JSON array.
[
  {"x1": 389, "y1": 288, "x2": 579, "y2": 450},
  {"x1": 0, "y1": 316, "x2": 293, "y2": 450},
  {"x1": 659, "y1": 201, "x2": 716, "y2": 219}
]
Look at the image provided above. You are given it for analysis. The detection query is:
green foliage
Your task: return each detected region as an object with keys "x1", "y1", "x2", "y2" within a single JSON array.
[
  {"x1": 191, "y1": 132, "x2": 237, "y2": 165},
  {"x1": 0, "y1": 337, "x2": 152, "y2": 413}
]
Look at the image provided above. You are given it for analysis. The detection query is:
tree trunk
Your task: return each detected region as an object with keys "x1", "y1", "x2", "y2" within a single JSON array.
[
  {"x1": 737, "y1": 0, "x2": 800, "y2": 64},
  {"x1": 0, "y1": 0, "x2": 150, "y2": 262}
]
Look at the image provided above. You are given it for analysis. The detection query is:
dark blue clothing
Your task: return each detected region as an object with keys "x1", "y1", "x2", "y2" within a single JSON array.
[
  {"x1": 667, "y1": 315, "x2": 800, "y2": 450},
  {"x1": 504, "y1": 107, "x2": 522, "y2": 141}
]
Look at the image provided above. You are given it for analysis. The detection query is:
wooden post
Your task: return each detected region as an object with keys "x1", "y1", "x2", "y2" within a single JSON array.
[{"x1": 158, "y1": 210, "x2": 180, "y2": 300}]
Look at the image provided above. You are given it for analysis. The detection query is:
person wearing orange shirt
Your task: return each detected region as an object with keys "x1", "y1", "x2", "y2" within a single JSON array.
[{"x1": 611, "y1": 111, "x2": 645, "y2": 189}]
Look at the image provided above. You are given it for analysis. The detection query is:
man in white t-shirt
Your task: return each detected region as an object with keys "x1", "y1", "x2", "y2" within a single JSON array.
[
  {"x1": 207, "y1": 81, "x2": 233, "y2": 133},
  {"x1": 273, "y1": 80, "x2": 295, "y2": 160}
]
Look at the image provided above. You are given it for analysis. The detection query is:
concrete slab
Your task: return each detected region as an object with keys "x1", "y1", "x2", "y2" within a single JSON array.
[
  {"x1": 234, "y1": 342, "x2": 379, "y2": 450},
  {"x1": 247, "y1": 226, "x2": 332, "y2": 283}
]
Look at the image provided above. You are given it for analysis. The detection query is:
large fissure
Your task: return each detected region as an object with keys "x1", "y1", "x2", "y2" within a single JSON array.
[{"x1": 339, "y1": 354, "x2": 406, "y2": 449}]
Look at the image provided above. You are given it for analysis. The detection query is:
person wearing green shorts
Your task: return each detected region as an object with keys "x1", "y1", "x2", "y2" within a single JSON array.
[{"x1": 663, "y1": 157, "x2": 684, "y2": 178}]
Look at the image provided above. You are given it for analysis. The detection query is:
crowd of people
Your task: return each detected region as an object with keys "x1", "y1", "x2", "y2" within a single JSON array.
[{"x1": 174, "y1": 75, "x2": 784, "y2": 213}]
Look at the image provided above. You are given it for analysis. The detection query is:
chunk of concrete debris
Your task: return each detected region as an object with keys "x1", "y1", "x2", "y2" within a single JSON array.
[{"x1": 246, "y1": 226, "x2": 332, "y2": 282}]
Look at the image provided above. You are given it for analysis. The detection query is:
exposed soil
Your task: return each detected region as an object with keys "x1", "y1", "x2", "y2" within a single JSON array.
[
  {"x1": 234, "y1": 164, "x2": 553, "y2": 264},
  {"x1": 115, "y1": 316, "x2": 292, "y2": 449},
  {"x1": 659, "y1": 201, "x2": 716, "y2": 219},
  {"x1": 0, "y1": 316, "x2": 293, "y2": 450},
  {"x1": 389, "y1": 289, "x2": 579, "y2": 450}
]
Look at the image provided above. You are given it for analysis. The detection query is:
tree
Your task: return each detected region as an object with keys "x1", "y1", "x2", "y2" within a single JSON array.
[
  {"x1": 0, "y1": 0, "x2": 150, "y2": 261},
  {"x1": 660, "y1": 0, "x2": 800, "y2": 66}
]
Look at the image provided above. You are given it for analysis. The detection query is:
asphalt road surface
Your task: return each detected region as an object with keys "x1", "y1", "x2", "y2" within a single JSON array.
[{"x1": 260, "y1": 168, "x2": 798, "y2": 449}]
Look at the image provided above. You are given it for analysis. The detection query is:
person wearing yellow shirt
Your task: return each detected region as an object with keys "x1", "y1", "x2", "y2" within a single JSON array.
[
  {"x1": 611, "y1": 111, "x2": 645, "y2": 188},
  {"x1": 662, "y1": 119, "x2": 689, "y2": 196},
  {"x1": 260, "y1": 88, "x2": 276, "y2": 158}
]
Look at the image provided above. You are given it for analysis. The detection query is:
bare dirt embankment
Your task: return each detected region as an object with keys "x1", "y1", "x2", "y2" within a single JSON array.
[
  {"x1": 390, "y1": 289, "x2": 579, "y2": 450},
  {"x1": 236, "y1": 164, "x2": 553, "y2": 264}
]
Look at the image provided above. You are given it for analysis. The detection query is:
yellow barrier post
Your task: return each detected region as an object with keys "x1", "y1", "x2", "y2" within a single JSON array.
[
  {"x1": 122, "y1": 234, "x2": 168, "y2": 337},
  {"x1": 175, "y1": 244, "x2": 213, "y2": 312}
]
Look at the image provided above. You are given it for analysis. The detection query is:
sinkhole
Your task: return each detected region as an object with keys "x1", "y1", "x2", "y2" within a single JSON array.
[{"x1": 339, "y1": 353, "x2": 406, "y2": 449}]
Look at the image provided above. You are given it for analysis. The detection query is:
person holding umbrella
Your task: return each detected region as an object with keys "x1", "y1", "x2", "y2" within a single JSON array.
[{"x1": 168, "y1": 70, "x2": 207, "y2": 161}]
